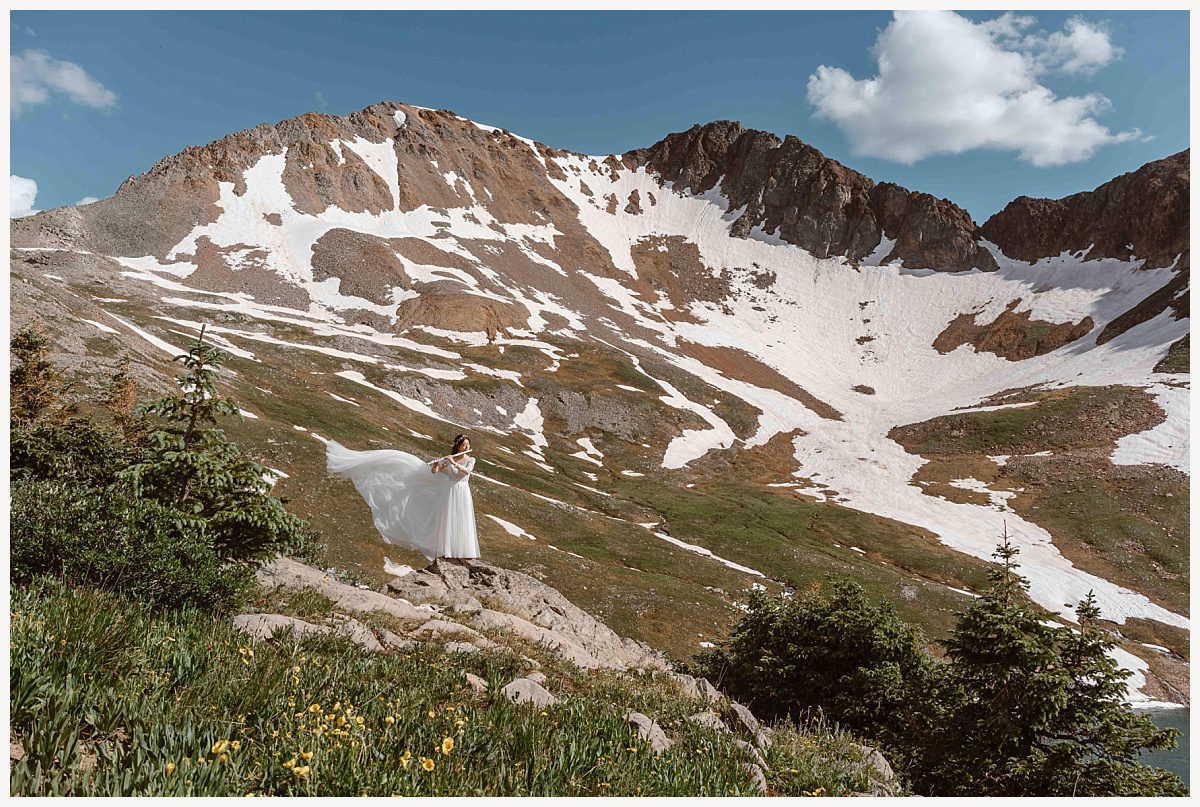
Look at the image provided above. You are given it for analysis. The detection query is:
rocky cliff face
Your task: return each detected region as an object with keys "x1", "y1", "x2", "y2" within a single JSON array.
[
  {"x1": 625, "y1": 120, "x2": 998, "y2": 272},
  {"x1": 981, "y1": 150, "x2": 1189, "y2": 270}
]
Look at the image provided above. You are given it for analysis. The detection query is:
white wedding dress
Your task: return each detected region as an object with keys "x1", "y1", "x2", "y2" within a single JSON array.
[{"x1": 326, "y1": 441, "x2": 480, "y2": 560}]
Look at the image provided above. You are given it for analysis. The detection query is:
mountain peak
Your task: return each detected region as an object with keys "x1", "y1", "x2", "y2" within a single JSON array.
[{"x1": 626, "y1": 120, "x2": 996, "y2": 271}]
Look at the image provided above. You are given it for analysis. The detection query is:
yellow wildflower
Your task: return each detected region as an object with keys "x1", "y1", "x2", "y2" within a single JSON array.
[
  {"x1": 385, "y1": 716, "x2": 395, "y2": 725},
  {"x1": 165, "y1": 762, "x2": 177, "y2": 774},
  {"x1": 230, "y1": 741, "x2": 241, "y2": 750},
  {"x1": 421, "y1": 757, "x2": 435, "y2": 772},
  {"x1": 218, "y1": 753, "x2": 229, "y2": 764},
  {"x1": 293, "y1": 765, "x2": 310, "y2": 778},
  {"x1": 212, "y1": 740, "x2": 230, "y2": 755},
  {"x1": 301, "y1": 751, "x2": 313, "y2": 762},
  {"x1": 440, "y1": 737, "x2": 454, "y2": 756},
  {"x1": 309, "y1": 704, "x2": 322, "y2": 713},
  {"x1": 283, "y1": 757, "x2": 296, "y2": 769},
  {"x1": 427, "y1": 711, "x2": 436, "y2": 719}
]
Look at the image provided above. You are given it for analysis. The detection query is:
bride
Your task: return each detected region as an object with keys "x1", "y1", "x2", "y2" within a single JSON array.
[{"x1": 326, "y1": 433, "x2": 480, "y2": 560}]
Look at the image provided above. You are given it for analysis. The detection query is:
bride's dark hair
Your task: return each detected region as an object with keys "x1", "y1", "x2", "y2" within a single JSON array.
[{"x1": 451, "y1": 434, "x2": 470, "y2": 454}]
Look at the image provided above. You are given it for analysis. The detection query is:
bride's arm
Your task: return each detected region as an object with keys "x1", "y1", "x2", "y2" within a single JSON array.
[{"x1": 446, "y1": 456, "x2": 473, "y2": 479}]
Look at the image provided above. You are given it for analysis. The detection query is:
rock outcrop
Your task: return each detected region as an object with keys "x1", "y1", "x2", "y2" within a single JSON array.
[
  {"x1": 386, "y1": 558, "x2": 668, "y2": 670},
  {"x1": 625, "y1": 120, "x2": 997, "y2": 272},
  {"x1": 981, "y1": 150, "x2": 1189, "y2": 270}
]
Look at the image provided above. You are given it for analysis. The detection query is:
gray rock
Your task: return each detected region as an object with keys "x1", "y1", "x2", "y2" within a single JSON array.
[
  {"x1": 234, "y1": 613, "x2": 332, "y2": 642},
  {"x1": 256, "y1": 557, "x2": 429, "y2": 622},
  {"x1": 625, "y1": 711, "x2": 674, "y2": 754},
  {"x1": 464, "y1": 672, "x2": 489, "y2": 695},
  {"x1": 525, "y1": 671, "x2": 547, "y2": 684},
  {"x1": 379, "y1": 629, "x2": 416, "y2": 652},
  {"x1": 685, "y1": 711, "x2": 729, "y2": 733},
  {"x1": 325, "y1": 614, "x2": 383, "y2": 651},
  {"x1": 444, "y1": 641, "x2": 481, "y2": 655},
  {"x1": 390, "y1": 558, "x2": 668, "y2": 671},
  {"x1": 670, "y1": 672, "x2": 724, "y2": 704},
  {"x1": 410, "y1": 619, "x2": 484, "y2": 643},
  {"x1": 733, "y1": 738, "x2": 767, "y2": 769},
  {"x1": 501, "y1": 678, "x2": 558, "y2": 709},
  {"x1": 725, "y1": 701, "x2": 772, "y2": 749},
  {"x1": 849, "y1": 743, "x2": 897, "y2": 796},
  {"x1": 742, "y1": 762, "x2": 768, "y2": 795},
  {"x1": 471, "y1": 608, "x2": 600, "y2": 669}
]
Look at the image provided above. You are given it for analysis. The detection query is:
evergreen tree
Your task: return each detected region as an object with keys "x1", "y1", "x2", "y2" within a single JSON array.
[
  {"x1": 119, "y1": 327, "x2": 312, "y2": 562},
  {"x1": 10, "y1": 323, "x2": 73, "y2": 427},
  {"x1": 916, "y1": 529, "x2": 1187, "y2": 796}
]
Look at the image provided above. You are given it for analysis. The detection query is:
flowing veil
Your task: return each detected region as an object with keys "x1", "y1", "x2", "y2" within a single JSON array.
[{"x1": 326, "y1": 440, "x2": 461, "y2": 560}]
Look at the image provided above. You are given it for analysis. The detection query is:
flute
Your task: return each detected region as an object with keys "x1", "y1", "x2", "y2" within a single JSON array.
[{"x1": 428, "y1": 449, "x2": 473, "y2": 465}]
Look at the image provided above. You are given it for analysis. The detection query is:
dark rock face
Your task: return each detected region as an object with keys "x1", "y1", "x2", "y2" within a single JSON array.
[
  {"x1": 625, "y1": 120, "x2": 997, "y2": 272},
  {"x1": 981, "y1": 150, "x2": 1189, "y2": 270}
]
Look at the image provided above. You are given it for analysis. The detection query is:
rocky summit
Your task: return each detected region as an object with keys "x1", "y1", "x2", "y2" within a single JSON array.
[{"x1": 10, "y1": 101, "x2": 1190, "y2": 706}]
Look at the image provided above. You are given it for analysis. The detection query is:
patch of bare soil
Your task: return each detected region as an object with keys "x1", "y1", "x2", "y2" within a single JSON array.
[
  {"x1": 934, "y1": 298, "x2": 1094, "y2": 360},
  {"x1": 679, "y1": 341, "x2": 843, "y2": 421}
]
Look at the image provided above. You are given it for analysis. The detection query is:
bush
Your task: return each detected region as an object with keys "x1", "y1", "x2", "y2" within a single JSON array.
[
  {"x1": 11, "y1": 478, "x2": 252, "y2": 610},
  {"x1": 695, "y1": 580, "x2": 938, "y2": 751},
  {"x1": 9, "y1": 324, "x2": 322, "y2": 609}
]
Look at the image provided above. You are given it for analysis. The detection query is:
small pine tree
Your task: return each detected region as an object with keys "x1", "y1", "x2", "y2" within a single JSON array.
[
  {"x1": 120, "y1": 327, "x2": 311, "y2": 562},
  {"x1": 103, "y1": 358, "x2": 145, "y2": 443},
  {"x1": 10, "y1": 323, "x2": 73, "y2": 427},
  {"x1": 916, "y1": 528, "x2": 1187, "y2": 796}
]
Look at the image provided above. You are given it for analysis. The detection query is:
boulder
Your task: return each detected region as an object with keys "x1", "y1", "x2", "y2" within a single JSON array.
[
  {"x1": 724, "y1": 701, "x2": 772, "y2": 749},
  {"x1": 742, "y1": 762, "x2": 768, "y2": 795},
  {"x1": 464, "y1": 672, "x2": 489, "y2": 695},
  {"x1": 390, "y1": 559, "x2": 668, "y2": 671},
  {"x1": 670, "y1": 672, "x2": 724, "y2": 704},
  {"x1": 256, "y1": 557, "x2": 429, "y2": 622},
  {"x1": 525, "y1": 671, "x2": 547, "y2": 685},
  {"x1": 233, "y1": 613, "x2": 332, "y2": 643},
  {"x1": 501, "y1": 678, "x2": 558, "y2": 709},
  {"x1": 733, "y1": 737, "x2": 767, "y2": 770},
  {"x1": 625, "y1": 711, "x2": 674, "y2": 754},
  {"x1": 685, "y1": 711, "x2": 729, "y2": 733},
  {"x1": 849, "y1": 743, "x2": 898, "y2": 796},
  {"x1": 470, "y1": 608, "x2": 600, "y2": 669},
  {"x1": 325, "y1": 614, "x2": 383, "y2": 652},
  {"x1": 379, "y1": 629, "x2": 415, "y2": 652},
  {"x1": 409, "y1": 619, "x2": 484, "y2": 643}
]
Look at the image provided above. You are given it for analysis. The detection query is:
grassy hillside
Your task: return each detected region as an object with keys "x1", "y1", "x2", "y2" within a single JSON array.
[{"x1": 10, "y1": 578, "x2": 885, "y2": 797}]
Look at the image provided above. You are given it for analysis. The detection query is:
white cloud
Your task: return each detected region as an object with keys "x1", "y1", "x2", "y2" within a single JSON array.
[
  {"x1": 807, "y1": 11, "x2": 1139, "y2": 167},
  {"x1": 11, "y1": 49, "x2": 118, "y2": 116},
  {"x1": 11, "y1": 175, "x2": 39, "y2": 218},
  {"x1": 983, "y1": 13, "x2": 1123, "y2": 76},
  {"x1": 75, "y1": 196, "x2": 100, "y2": 206}
]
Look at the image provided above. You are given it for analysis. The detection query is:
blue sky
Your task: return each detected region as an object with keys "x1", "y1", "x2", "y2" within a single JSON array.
[{"x1": 9, "y1": 9, "x2": 1189, "y2": 221}]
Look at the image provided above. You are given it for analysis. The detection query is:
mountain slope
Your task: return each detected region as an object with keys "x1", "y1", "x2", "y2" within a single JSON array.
[{"x1": 10, "y1": 101, "x2": 1189, "y2": 703}]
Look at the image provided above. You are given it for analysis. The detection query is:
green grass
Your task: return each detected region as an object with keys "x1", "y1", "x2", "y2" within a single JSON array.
[
  {"x1": 11, "y1": 578, "x2": 881, "y2": 796},
  {"x1": 1010, "y1": 469, "x2": 1189, "y2": 624},
  {"x1": 890, "y1": 384, "x2": 1189, "y2": 629},
  {"x1": 618, "y1": 477, "x2": 993, "y2": 641},
  {"x1": 889, "y1": 386, "x2": 1155, "y2": 456}
]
